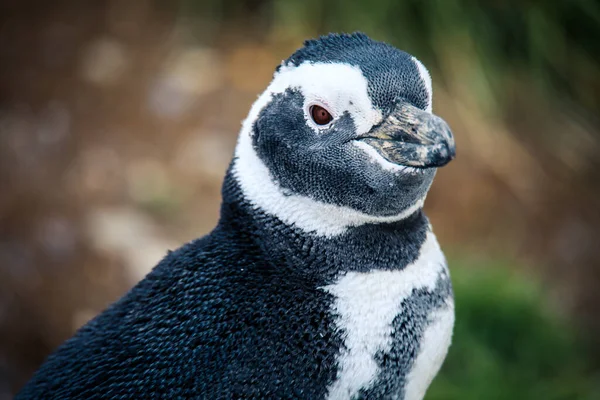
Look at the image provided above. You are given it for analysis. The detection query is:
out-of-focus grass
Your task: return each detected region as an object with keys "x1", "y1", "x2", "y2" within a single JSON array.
[
  {"x1": 181, "y1": 0, "x2": 599, "y2": 117},
  {"x1": 427, "y1": 260, "x2": 600, "y2": 400}
]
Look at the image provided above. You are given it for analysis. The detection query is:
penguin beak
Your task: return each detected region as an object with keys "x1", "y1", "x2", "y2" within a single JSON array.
[{"x1": 357, "y1": 102, "x2": 456, "y2": 168}]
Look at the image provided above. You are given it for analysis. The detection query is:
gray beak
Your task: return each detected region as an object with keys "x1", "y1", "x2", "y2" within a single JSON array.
[{"x1": 357, "y1": 102, "x2": 456, "y2": 168}]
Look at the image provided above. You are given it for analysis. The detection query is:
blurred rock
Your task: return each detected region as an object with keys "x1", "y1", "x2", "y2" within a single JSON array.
[
  {"x1": 80, "y1": 38, "x2": 129, "y2": 85},
  {"x1": 174, "y1": 130, "x2": 232, "y2": 179},
  {"x1": 149, "y1": 48, "x2": 222, "y2": 118},
  {"x1": 86, "y1": 207, "x2": 178, "y2": 283}
]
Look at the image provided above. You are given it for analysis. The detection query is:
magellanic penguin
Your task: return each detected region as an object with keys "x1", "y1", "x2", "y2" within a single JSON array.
[{"x1": 18, "y1": 33, "x2": 456, "y2": 400}]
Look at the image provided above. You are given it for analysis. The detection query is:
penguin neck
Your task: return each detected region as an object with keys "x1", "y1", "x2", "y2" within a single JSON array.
[{"x1": 218, "y1": 170, "x2": 431, "y2": 280}]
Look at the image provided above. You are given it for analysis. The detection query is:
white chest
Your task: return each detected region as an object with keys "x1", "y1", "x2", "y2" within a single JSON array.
[{"x1": 322, "y1": 232, "x2": 454, "y2": 400}]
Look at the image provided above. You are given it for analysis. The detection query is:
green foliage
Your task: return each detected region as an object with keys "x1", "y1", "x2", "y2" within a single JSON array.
[{"x1": 426, "y1": 262, "x2": 600, "y2": 400}]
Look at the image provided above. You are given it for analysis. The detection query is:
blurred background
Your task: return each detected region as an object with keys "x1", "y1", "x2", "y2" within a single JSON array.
[{"x1": 0, "y1": 0, "x2": 599, "y2": 398}]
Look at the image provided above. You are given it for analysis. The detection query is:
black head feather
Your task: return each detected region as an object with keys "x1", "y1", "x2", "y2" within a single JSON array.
[{"x1": 278, "y1": 32, "x2": 429, "y2": 112}]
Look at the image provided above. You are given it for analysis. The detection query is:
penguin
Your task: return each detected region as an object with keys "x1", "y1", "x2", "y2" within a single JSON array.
[{"x1": 17, "y1": 32, "x2": 456, "y2": 400}]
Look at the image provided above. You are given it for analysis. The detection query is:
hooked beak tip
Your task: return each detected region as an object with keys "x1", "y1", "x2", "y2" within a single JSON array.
[{"x1": 424, "y1": 140, "x2": 456, "y2": 168}]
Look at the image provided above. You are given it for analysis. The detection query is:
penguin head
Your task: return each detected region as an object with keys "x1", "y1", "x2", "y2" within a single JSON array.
[{"x1": 233, "y1": 33, "x2": 455, "y2": 236}]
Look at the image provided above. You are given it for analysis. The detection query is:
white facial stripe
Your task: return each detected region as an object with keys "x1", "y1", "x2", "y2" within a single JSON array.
[
  {"x1": 233, "y1": 136, "x2": 425, "y2": 236},
  {"x1": 275, "y1": 62, "x2": 383, "y2": 133},
  {"x1": 412, "y1": 57, "x2": 433, "y2": 113},
  {"x1": 322, "y1": 231, "x2": 451, "y2": 399},
  {"x1": 233, "y1": 62, "x2": 423, "y2": 237}
]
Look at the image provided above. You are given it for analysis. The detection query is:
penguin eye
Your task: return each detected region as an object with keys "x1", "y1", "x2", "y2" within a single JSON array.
[{"x1": 310, "y1": 105, "x2": 333, "y2": 125}]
